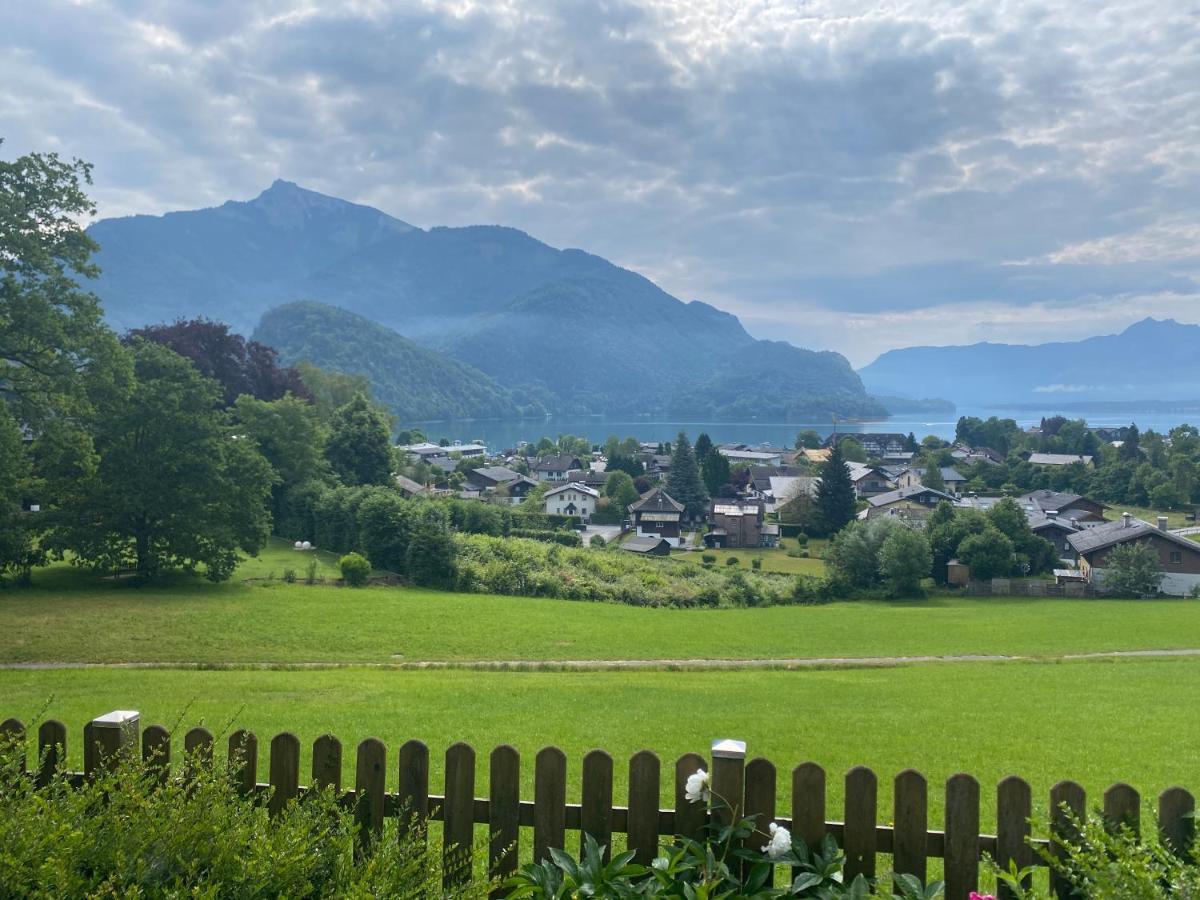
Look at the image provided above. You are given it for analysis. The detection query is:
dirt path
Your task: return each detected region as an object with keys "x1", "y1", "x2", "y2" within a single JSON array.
[{"x1": 4, "y1": 648, "x2": 1200, "y2": 672}]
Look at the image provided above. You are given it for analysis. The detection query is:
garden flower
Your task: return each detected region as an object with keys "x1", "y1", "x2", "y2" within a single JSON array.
[
  {"x1": 684, "y1": 768, "x2": 710, "y2": 803},
  {"x1": 762, "y1": 822, "x2": 791, "y2": 859},
  {"x1": 968, "y1": 894, "x2": 996, "y2": 900}
]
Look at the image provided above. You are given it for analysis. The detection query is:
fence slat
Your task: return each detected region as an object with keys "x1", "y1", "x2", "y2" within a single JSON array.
[
  {"x1": 1, "y1": 719, "x2": 26, "y2": 775},
  {"x1": 843, "y1": 766, "x2": 877, "y2": 881},
  {"x1": 744, "y1": 757, "x2": 777, "y2": 882},
  {"x1": 228, "y1": 730, "x2": 257, "y2": 795},
  {"x1": 355, "y1": 738, "x2": 387, "y2": 853},
  {"x1": 1104, "y1": 783, "x2": 1140, "y2": 837},
  {"x1": 583, "y1": 750, "x2": 615, "y2": 858},
  {"x1": 183, "y1": 726, "x2": 213, "y2": 781},
  {"x1": 36, "y1": 720, "x2": 66, "y2": 788},
  {"x1": 1159, "y1": 787, "x2": 1195, "y2": 860},
  {"x1": 489, "y1": 745, "x2": 521, "y2": 889},
  {"x1": 443, "y1": 742, "x2": 476, "y2": 887},
  {"x1": 534, "y1": 746, "x2": 567, "y2": 865},
  {"x1": 399, "y1": 739, "x2": 429, "y2": 841},
  {"x1": 893, "y1": 769, "x2": 927, "y2": 884},
  {"x1": 997, "y1": 776, "x2": 1032, "y2": 898},
  {"x1": 792, "y1": 762, "x2": 826, "y2": 852},
  {"x1": 944, "y1": 774, "x2": 980, "y2": 900},
  {"x1": 628, "y1": 750, "x2": 662, "y2": 865},
  {"x1": 268, "y1": 732, "x2": 301, "y2": 818},
  {"x1": 141, "y1": 724, "x2": 170, "y2": 786},
  {"x1": 674, "y1": 752, "x2": 707, "y2": 842},
  {"x1": 312, "y1": 734, "x2": 342, "y2": 792},
  {"x1": 1049, "y1": 780, "x2": 1085, "y2": 900}
]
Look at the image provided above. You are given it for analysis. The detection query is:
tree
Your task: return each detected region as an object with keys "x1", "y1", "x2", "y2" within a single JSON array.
[
  {"x1": 53, "y1": 340, "x2": 274, "y2": 581},
  {"x1": 326, "y1": 393, "x2": 393, "y2": 486},
  {"x1": 837, "y1": 437, "x2": 867, "y2": 463},
  {"x1": 905, "y1": 432, "x2": 919, "y2": 452},
  {"x1": 814, "y1": 441, "x2": 857, "y2": 536},
  {"x1": 957, "y1": 526, "x2": 1015, "y2": 581},
  {"x1": 927, "y1": 506, "x2": 988, "y2": 584},
  {"x1": 694, "y1": 432, "x2": 714, "y2": 463},
  {"x1": 701, "y1": 449, "x2": 732, "y2": 497},
  {"x1": 825, "y1": 517, "x2": 906, "y2": 591},
  {"x1": 130, "y1": 318, "x2": 310, "y2": 407},
  {"x1": 295, "y1": 362, "x2": 387, "y2": 425},
  {"x1": 605, "y1": 451, "x2": 644, "y2": 479},
  {"x1": 878, "y1": 527, "x2": 932, "y2": 597},
  {"x1": 339, "y1": 552, "x2": 371, "y2": 587},
  {"x1": 921, "y1": 465, "x2": 946, "y2": 492},
  {"x1": 1119, "y1": 424, "x2": 1142, "y2": 462},
  {"x1": 604, "y1": 470, "x2": 640, "y2": 512},
  {"x1": 795, "y1": 430, "x2": 823, "y2": 450},
  {"x1": 0, "y1": 403, "x2": 37, "y2": 582},
  {"x1": 666, "y1": 432, "x2": 708, "y2": 522},
  {"x1": 406, "y1": 522, "x2": 456, "y2": 588},
  {"x1": 986, "y1": 497, "x2": 1057, "y2": 574},
  {"x1": 1103, "y1": 541, "x2": 1164, "y2": 597}
]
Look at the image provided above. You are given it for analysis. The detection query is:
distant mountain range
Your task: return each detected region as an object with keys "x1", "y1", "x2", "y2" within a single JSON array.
[
  {"x1": 859, "y1": 318, "x2": 1200, "y2": 407},
  {"x1": 87, "y1": 180, "x2": 883, "y2": 422}
]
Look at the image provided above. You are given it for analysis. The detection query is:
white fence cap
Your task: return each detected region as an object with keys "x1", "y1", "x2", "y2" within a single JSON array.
[
  {"x1": 711, "y1": 738, "x2": 747, "y2": 759},
  {"x1": 92, "y1": 710, "x2": 139, "y2": 728}
]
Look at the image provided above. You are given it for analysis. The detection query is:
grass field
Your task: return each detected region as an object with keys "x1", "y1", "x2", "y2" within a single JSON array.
[
  {"x1": 4, "y1": 657, "x2": 1199, "y2": 832},
  {"x1": 678, "y1": 543, "x2": 826, "y2": 575}
]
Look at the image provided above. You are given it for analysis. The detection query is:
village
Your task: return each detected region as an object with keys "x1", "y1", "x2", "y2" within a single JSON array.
[{"x1": 395, "y1": 425, "x2": 1200, "y2": 597}]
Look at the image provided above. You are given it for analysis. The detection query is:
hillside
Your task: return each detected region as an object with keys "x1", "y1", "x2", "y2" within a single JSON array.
[
  {"x1": 253, "y1": 302, "x2": 529, "y2": 421},
  {"x1": 89, "y1": 180, "x2": 882, "y2": 420},
  {"x1": 859, "y1": 318, "x2": 1200, "y2": 407}
]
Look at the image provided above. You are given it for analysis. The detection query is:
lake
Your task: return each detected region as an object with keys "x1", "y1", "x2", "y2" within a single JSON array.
[{"x1": 408, "y1": 407, "x2": 1199, "y2": 451}]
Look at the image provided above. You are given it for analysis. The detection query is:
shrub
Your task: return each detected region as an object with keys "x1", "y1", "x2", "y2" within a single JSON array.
[
  {"x1": 701, "y1": 553, "x2": 716, "y2": 564},
  {"x1": 282, "y1": 567, "x2": 297, "y2": 584},
  {"x1": 339, "y1": 552, "x2": 371, "y2": 587},
  {"x1": 750, "y1": 557, "x2": 763, "y2": 570},
  {"x1": 589, "y1": 534, "x2": 606, "y2": 548},
  {"x1": 724, "y1": 556, "x2": 739, "y2": 566},
  {"x1": 304, "y1": 558, "x2": 320, "y2": 585},
  {"x1": 795, "y1": 533, "x2": 809, "y2": 546}
]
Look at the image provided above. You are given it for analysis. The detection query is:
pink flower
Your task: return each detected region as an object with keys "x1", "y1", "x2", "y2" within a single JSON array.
[{"x1": 969, "y1": 893, "x2": 997, "y2": 900}]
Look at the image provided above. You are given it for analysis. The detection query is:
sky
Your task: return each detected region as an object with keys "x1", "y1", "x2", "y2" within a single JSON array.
[{"x1": 3, "y1": 0, "x2": 1199, "y2": 366}]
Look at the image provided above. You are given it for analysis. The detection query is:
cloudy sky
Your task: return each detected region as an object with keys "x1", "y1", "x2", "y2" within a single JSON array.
[{"x1": 3, "y1": 0, "x2": 1198, "y2": 365}]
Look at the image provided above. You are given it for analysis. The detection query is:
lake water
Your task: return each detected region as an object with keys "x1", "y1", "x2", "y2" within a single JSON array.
[{"x1": 409, "y1": 407, "x2": 1199, "y2": 451}]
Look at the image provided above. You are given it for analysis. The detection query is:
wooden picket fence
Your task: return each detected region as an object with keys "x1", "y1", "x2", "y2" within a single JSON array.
[{"x1": 2, "y1": 712, "x2": 1196, "y2": 900}]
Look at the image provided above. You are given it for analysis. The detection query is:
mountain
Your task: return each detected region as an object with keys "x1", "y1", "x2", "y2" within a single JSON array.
[
  {"x1": 88, "y1": 180, "x2": 883, "y2": 420},
  {"x1": 253, "y1": 302, "x2": 529, "y2": 421},
  {"x1": 859, "y1": 318, "x2": 1200, "y2": 406}
]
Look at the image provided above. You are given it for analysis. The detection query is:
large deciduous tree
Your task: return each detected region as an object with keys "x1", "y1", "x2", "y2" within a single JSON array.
[
  {"x1": 325, "y1": 393, "x2": 394, "y2": 486},
  {"x1": 1103, "y1": 540, "x2": 1164, "y2": 597},
  {"x1": 54, "y1": 340, "x2": 275, "y2": 581}
]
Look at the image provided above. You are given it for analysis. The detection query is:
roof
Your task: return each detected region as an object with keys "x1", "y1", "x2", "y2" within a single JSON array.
[
  {"x1": 544, "y1": 481, "x2": 599, "y2": 499},
  {"x1": 393, "y1": 474, "x2": 427, "y2": 495},
  {"x1": 760, "y1": 523, "x2": 781, "y2": 536},
  {"x1": 1018, "y1": 490, "x2": 1106, "y2": 516},
  {"x1": 1067, "y1": 517, "x2": 1200, "y2": 557},
  {"x1": 533, "y1": 453, "x2": 582, "y2": 472},
  {"x1": 470, "y1": 465, "x2": 520, "y2": 483},
  {"x1": 1029, "y1": 515, "x2": 1082, "y2": 534},
  {"x1": 906, "y1": 466, "x2": 965, "y2": 481},
  {"x1": 711, "y1": 499, "x2": 762, "y2": 517},
  {"x1": 622, "y1": 535, "x2": 672, "y2": 553},
  {"x1": 1029, "y1": 453, "x2": 1093, "y2": 466},
  {"x1": 629, "y1": 488, "x2": 684, "y2": 514},
  {"x1": 769, "y1": 475, "x2": 818, "y2": 504},
  {"x1": 868, "y1": 485, "x2": 958, "y2": 507},
  {"x1": 718, "y1": 448, "x2": 781, "y2": 461},
  {"x1": 800, "y1": 448, "x2": 831, "y2": 462}
]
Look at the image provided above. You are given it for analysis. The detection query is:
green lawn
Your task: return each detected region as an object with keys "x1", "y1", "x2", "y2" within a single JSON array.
[
  {"x1": 3, "y1": 658, "x2": 1198, "y2": 832},
  {"x1": 6, "y1": 552, "x2": 1200, "y2": 664},
  {"x1": 679, "y1": 545, "x2": 826, "y2": 575}
]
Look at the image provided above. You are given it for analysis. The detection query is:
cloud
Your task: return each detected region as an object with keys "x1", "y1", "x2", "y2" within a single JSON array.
[{"x1": 1, "y1": 0, "x2": 1198, "y2": 359}]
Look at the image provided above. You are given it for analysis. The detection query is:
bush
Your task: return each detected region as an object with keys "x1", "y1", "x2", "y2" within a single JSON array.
[
  {"x1": 724, "y1": 556, "x2": 739, "y2": 566},
  {"x1": 701, "y1": 553, "x2": 716, "y2": 564},
  {"x1": 589, "y1": 534, "x2": 606, "y2": 548},
  {"x1": 0, "y1": 733, "x2": 478, "y2": 897},
  {"x1": 304, "y1": 558, "x2": 319, "y2": 585},
  {"x1": 282, "y1": 567, "x2": 297, "y2": 584},
  {"x1": 339, "y1": 552, "x2": 371, "y2": 586},
  {"x1": 751, "y1": 557, "x2": 763, "y2": 570}
]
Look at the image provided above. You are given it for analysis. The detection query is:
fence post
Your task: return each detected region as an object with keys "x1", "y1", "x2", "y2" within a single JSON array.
[
  {"x1": 1159, "y1": 787, "x2": 1195, "y2": 861},
  {"x1": 710, "y1": 738, "x2": 746, "y2": 826},
  {"x1": 141, "y1": 724, "x2": 171, "y2": 786},
  {"x1": 88, "y1": 710, "x2": 140, "y2": 775},
  {"x1": 844, "y1": 766, "x2": 878, "y2": 882},
  {"x1": 37, "y1": 720, "x2": 66, "y2": 788},
  {"x1": 791, "y1": 762, "x2": 826, "y2": 853},
  {"x1": 892, "y1": 769, "x2": 927, "y2": 885},
  {"x1": 533, "y1": 746, "x2": 567, "y2": 865},
  {"x1": 628, "y1": 750, "x2": 662, "y2": 865},
  {"x1": 268, "y1": 732, "x2": 301, "y2": 818},
  {"x1": 1049, "y1": 780, "x2": 1085, "y2": 900},
  {"x1": 228, "y1": 730, "x2": 258, "y2": 796},
  {"x1": 582, "y1": 750, "x2": 614, "y2": 858},
  {"x1": 312, "y1": 734, "x2": 342, "y2": 793},
  {"x1": 674, "y1": 752, "x2": 707, "y2": 842},
  {"x1": 1104, "y1": 783, "x2": 1140, "y2": 837},
  {"x1": 996, "y1": 776, "x2": 1032, "y2": 898},
  {"x1": 490, "y1": 745, "x2": 521, "y2": 892},
  {"x1": 944, "y1": 773, "x2": 980, "y2": 900},
  {"x1": 355, "y1": 738, "x2": 387, "y2": 855},
  {"x1": 443, "y1": 742, "x2": 476, "y2": 888},
  {"x1": 1, "y1": 719, "x2": 26, "y2": 778}
]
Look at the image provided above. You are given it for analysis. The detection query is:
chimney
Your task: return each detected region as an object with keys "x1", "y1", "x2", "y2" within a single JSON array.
[
  {"x1": 1046, "y1": 510, "x2": 1058, "y2": 520},
  {"x1": 1122, "y1": 512, "x2": 1132, "y2": 529},
  {"x1": 1070, "y1": 517, "x2": 1079, "y2": 529},
  {"x1": 1158, "y1": 516, "x2": 1169, "y2": 532}
]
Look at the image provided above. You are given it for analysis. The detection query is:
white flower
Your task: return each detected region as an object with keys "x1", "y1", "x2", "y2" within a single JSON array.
[
  {"x1": 762, "y1": 822, "x2": 791, "y2": 859},
  {"x1": 684, "y1": 768, "x2": 710, "y2": 803}
]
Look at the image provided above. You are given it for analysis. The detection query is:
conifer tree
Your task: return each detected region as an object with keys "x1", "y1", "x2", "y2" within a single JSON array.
[
  {"x1": 921, "y1": 463, "x2": 946, "y2": 492},
  {"x1": 815, "y1": 440, "x2": 857, "y2": 536},
  {"x1": 666, "y1": 431, "x2": 709, "y2": 522}
]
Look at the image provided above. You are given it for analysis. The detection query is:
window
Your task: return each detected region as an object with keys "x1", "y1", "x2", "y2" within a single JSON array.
[{"x1": 1170, "y1": 551, "x2": 1183, "y2": 565}]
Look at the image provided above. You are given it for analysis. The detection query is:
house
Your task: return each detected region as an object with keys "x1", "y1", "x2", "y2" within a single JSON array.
[
  {"x1": 950, "y1": 445, "x2": 1004, "y2": 466},
  {"x1": 567, "y1": 468, "x2": 610, "y2": 490},
  {"x1": 394, "y1": 474, "x2": 431, "y2": 498},
  {"x1": 400, "y1": 440, "x2": 487, "y2": 460},
  {"x1": 747, "y1": 465, "x2": 806, "y2": 497},
  {"x1": 882, "y1": 450, "x2": 916, "y2": 465},
  {"x1": 533, "y1": 454, "x2": 585, "y2": 482},
  {"x1": 799, "y1": 447, "x2": 830, "y2": 464},
  {"x1": 1018, "y1": 490, "x2": 1107, "y2": 523},
  {"x1": 894, "y1": 467, "x2": 966, "y2": 495},
  {"x1": 1027, "y1": 452, "x2": 1094, "y2": 468},
  {"x1": 718, "y1": 445, "x2": 784, "y2": 467},
  {"x1": 466, "y1": 465, "x2": 522, "y2": 491},
  {"x1": 629, "y1": 488, "x2": 685, "y2": 546},
  {"x1": 847, "y1": 462, "x2": 897, "y2": 498},
  {"x1": 544, "y1": 482, "x2": 599, "y2": 521},
  {"x1": 1029, "y1": 514, "x2": 1085, "y2": 558},
  {"x1": 824, "y1": 432, "x2": 909, "y2": 458},
  {"x1": 862, "y1": 485, "x2": 958, "y2": 525},
  {"x1": 505, "y1": 476, "x2": 539, "y2": 504},
  {"x1": 1067, "y1": 513, "x2": 1200, "y2": 596},
  {"x1": 621, "y1": 535, "x2": 672, "y2": 556},
  {"x1": 767, "y1": 476, "x2": 819, "y2": 513},
  {"x1": 705, "y1": 499, "x2": 777, "y2": 549}
]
